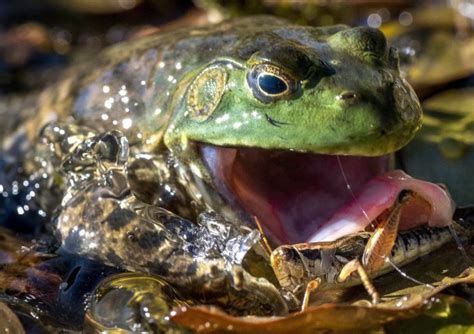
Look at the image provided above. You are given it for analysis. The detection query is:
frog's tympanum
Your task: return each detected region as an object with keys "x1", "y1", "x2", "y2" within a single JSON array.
[{"x1": 0, "y1": 16, "x2": 455, "y2": 314}]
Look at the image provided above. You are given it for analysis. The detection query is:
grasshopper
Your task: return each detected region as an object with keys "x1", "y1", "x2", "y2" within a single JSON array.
[{"x1": 262, "y1": 190, "x2": 465, "y2": 310}]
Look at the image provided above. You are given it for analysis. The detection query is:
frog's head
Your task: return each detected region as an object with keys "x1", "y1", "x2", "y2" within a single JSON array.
[
  {"x1": 167, "y1": 25, "x2": 421, "y2": 155},
  {"x1": 165, "y1": 23, "x2": 452, "y2": 245}
]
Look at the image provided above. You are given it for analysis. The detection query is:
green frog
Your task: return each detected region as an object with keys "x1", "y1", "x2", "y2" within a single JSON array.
[{"x1": 0, "y1": 16, "x2": 454, "y2": 314}]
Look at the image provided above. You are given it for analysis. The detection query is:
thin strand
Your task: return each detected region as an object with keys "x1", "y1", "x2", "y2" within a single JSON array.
[
  {"x1": 386, "y1": 258, "x2": 434, "y2": 288},
  {"x1": 448, "y1": 223, "x2": 472, "y2": 265},
  {"x1": 336, "y1": 156, "x2": 372, "y2": 225}
]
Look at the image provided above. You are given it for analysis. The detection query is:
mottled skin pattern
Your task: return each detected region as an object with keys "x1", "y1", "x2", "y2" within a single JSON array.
[{"x1": 0, "y1": 16, "x2": 423, "y2": 313}]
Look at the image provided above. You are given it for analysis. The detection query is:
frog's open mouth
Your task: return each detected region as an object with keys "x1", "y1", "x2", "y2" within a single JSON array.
[{"x1": 200, "y1": 145, "x2": 455, "y2": 245}]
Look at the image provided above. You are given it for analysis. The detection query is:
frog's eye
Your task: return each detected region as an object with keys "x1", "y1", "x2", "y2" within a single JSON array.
[
  {"x1": 258, "y1": 73, "x2": 288, "y2": 95},
  {"x1": 247, "y1": 63, "x2": 300, "y2": 103}
]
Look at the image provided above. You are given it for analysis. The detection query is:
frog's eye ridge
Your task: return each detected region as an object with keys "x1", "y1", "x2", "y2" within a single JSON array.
[{"x1": 247, "y1": 63, "x2": 300, "y2": 103}]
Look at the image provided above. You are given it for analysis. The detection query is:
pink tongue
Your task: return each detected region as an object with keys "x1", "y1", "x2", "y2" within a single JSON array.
[
  {"x1": 200, "y1": 145, "x2": 456, "y2": 245},
  {"x1": 309, "y1": 170, "x2": 455, "y2": 242}
]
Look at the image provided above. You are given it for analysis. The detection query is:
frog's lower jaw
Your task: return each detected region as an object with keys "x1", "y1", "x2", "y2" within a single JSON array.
[{"x1": 201, "y1": 145, "x2": 455, "y2": 245}]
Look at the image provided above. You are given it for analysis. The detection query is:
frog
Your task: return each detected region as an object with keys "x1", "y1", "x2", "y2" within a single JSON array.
[{"x1": 0, "y1": 16, "x2": 455, "y2": 314}]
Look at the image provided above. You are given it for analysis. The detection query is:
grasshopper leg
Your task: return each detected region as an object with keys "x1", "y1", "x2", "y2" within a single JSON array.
[
  {"x1": 338, "y1": 190, "x2": 414, "y2": 304},
  {"x1": 301, "y1": 278, "x2": 321, "y2": 311},
  {"x1": 339, "y1": 258, "x2": 380, "y2": 304},
  {"x1": 363, "y1": 190, "x2": 413, "y2": 272}
]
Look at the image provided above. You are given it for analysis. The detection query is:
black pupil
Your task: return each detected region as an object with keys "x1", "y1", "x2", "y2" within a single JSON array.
[{"x1": 258, "y1": 74, "x2": 288, "y2": 95}]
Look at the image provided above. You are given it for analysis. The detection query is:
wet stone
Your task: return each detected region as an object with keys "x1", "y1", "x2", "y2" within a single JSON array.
[{"x1": 85, "y1": 273, "x2": 190, "y2": 333}]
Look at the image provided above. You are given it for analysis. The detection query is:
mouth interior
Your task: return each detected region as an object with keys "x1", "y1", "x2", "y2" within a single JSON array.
[{"x1": 200, "y1": 145, "x2": 454, "y2": 245}]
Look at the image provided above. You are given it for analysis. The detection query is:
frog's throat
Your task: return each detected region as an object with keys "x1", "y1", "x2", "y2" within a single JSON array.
[{"x1": 200, "y1": 144, "x2": 455, "y2": 245}]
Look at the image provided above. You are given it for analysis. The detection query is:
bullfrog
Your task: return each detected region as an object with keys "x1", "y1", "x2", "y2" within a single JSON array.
[{"x1": 0, "y1": 16, "x2": 455, "y2": 314}]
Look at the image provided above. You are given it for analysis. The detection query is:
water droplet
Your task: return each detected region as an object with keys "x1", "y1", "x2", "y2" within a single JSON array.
[
  {"x1": 399, "y1": 11, "x2": 413, "y2": 26},
  {"x1": 367, "y1": 13, "x2": 382, "y2": 28}
]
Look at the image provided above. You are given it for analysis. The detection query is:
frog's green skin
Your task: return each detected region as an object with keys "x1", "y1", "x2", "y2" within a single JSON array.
[
  {"x1": 4, "y1": 16, "x2": 420, "y2": 158},
  {"x1": 0, "y1": 16, "x2": 422, "y2": 314}
]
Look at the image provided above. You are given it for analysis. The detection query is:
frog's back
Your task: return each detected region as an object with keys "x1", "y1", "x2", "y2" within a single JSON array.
[{"x1": 2, "y1": 16, "x2": 344, "y2": 152}]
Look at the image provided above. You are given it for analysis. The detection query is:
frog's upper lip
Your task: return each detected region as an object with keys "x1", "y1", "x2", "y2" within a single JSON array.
[{"x1": 200, "y1": 144, "x2": 455, "y2": 245}]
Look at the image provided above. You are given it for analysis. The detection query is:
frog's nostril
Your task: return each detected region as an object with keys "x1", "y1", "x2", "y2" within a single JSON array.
[{"x1": 337, "y1": 91, "x2": 357, "y2": 102}]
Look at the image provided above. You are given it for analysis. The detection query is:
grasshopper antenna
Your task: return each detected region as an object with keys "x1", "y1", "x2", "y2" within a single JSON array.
[{"x1": 254, "y1": 216, "x2": 273, "y2": 258}]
